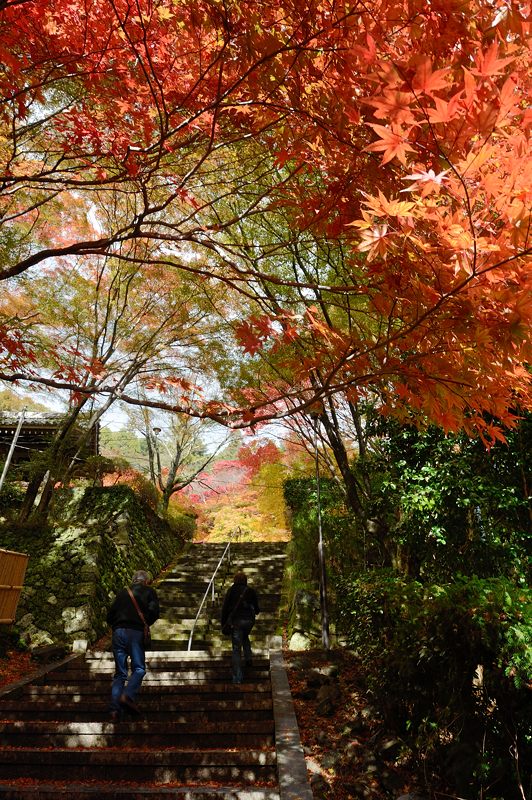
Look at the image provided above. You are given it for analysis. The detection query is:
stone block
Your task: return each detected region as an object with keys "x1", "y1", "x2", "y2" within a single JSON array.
[{"x1": 289, "y1": 632, "x2": 311, "y2": 651}]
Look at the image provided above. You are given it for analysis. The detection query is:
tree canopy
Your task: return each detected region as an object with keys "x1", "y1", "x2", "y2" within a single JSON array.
[{"x1": 1, "y1": 0, "x2": 530, "y2": 439}]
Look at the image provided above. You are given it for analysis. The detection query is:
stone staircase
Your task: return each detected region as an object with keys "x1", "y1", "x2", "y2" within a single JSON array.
[
  {"x1": 151, "y1": 542, "x2": 287, "y2": 652},
  {"x1": 0, "y1": 541, "x2": 308, "y2": 799}
]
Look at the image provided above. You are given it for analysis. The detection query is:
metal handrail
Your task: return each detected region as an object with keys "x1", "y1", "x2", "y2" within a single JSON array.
[{"x1": 187, "y1": 528, "x2": 241, "y2": 651}]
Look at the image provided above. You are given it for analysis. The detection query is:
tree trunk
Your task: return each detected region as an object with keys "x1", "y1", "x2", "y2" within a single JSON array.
[
  {"x1": 34, "y1": 472, "x2": 55, "y2": 517},
  {"x1": 319, "y1": 405, "x2": 392, "y2": 568},
  {"x1": 18, "y1": 404, "x2": 86, "y2": 522},
  {"x1": 319, "y1": 409, "x2": 365, "y2": 517},
  {"x1": 18, "y1": 474, "x2": 45, "y2": 522},
  {"x1": 146, "y1": 434, "x2": 157, "y2": 485},
  {"x1": 161, "y1": 445, "x2": 183, "y2": 511}
]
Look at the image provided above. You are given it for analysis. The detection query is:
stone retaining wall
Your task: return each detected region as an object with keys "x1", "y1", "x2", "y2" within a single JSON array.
[{"x1": 0, "y1": 485, "x2": 193, "y2": 651}]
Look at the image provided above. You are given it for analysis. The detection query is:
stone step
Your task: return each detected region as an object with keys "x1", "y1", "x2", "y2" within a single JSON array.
[
  {"x1": 158, "y1": 593, "x2": 282, "y2": 604},
  {"x1": 0, "y1": 691, "x2": 273, "y2": 708},
  {"x1": 0, "y1": 698, "x2": 273, "y2": 721},
  {"x1": 0, "y1": 748, "x2": 277, "y2": 783},
  {"x1": 155, "y1": 633, "x2": 282, "y2": 643},
  {"x1": 82, "y1": 655, "x2": 271, "y2": 668},
  {"x1": 34, "y1": 671, "x2": 270, "y2": 685},
  {"x1": 157, "y1": 604, "x2": 281, "y2": 618},
  {"x1": 81, "y1": 648, "x2": 269, "y2": 670},
  {"x1": 0, "y1": 785, "x2": 280, "y2": 800},
  {"x1": 145, "y1": 642, "x2": 275, "y2": 651},
  {"x1": 156, "y1": 594, "x2": 283, "y2": 607},
  {"x1": 146, "y1": 641, "x2": 278, "y2": 652},
  {"x1": 152, "y1": 622, "x2": 280, "y2": 635},
  {"x1": 0, "y1": 719, "x2": 275, "y2": 749},
  {"x1": 0, "y1": 710, "x2": 275, "y2": 723},
  {"x1": 162, "y1": 585, "x2": 216, "y2": 592},
  {"x1": 19, "y1": 683, "x2": 271, "y2": 701},
  {"x1": 43, "y1": 660, "x2": 270, "y2": 675},
  {"x1": 82, "y1": 652, "x2": 264, "y2": 664},
  {"x1": 0, "y1": 710, "x2": 273, "y2": 723},
  {"x1": 154, "y1": 615, "x2": 281, "y2": 625},
  {"x1": 163, "y1": 556, "x2": 287, "y2": 564},
  {"x1": 154, "y1": 634, "x2": 281, "y2": 643},
  {"x1": 164, "y1": 566, "x2": 285, "y2": 579}
]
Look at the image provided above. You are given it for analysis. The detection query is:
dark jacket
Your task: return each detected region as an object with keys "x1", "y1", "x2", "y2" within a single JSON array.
[
  {"x1": 107, "y1": 584, "x2": 160, "y2": 631},
  {"x1": 221, "y1": 583, "x2": 259, "y2": 628}
]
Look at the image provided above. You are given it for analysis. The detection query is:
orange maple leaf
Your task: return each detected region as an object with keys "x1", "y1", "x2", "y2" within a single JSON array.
[
  {"x1": 357, "y1": 223, "x2": 390, "y2": 261},
  {"x1": 401, "y1": 169, "x2": 449, "y2": 197},
  {"x1": 411, "y1": 56, "x2": 450, "y2": 95},
  {"x1": 349, "y1": 33, "x2": 377, "y2": 65},
  {"x1": 427, "y1": 91, "x2": 463, "y2": 124},
  {"x1": 360, "y1": 190, "x2": 416, "y2": 218},
  {"x1": 364, "y1": 91, "x2": 415, "y2": 125},
  {"x1": 471, "y1": 42, "x2": 515, "y2": 78},
  {"x1": 365, "y1": 124, "x2": 416, "y2": 165},
  {"x1": 496, "y1": 74, "x2": 519, "y2": 125},
  {"x1": 235, "y1": 320, "x2": 264, "y2": 355}
]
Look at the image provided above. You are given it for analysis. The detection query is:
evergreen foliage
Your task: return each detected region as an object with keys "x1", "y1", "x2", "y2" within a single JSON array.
[{"x1": 283, "y1": 417, "x2": 532, "y2": 798}]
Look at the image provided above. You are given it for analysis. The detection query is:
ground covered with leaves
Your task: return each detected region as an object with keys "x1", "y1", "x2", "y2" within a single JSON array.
[
  {"x1": 285, "y1": 648, "x2": 451, "y2": 800},
  {"x1": 0, "y1": 649, "x2": 35, "y2": 691}
]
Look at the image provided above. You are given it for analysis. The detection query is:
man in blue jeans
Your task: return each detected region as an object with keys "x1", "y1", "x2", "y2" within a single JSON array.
[
  {"x1": 107, "y1": 570, "x2": 160, "y2": 720},
  {"x1": 221, "y1": 571, "x2": 260, "y2": 684}
]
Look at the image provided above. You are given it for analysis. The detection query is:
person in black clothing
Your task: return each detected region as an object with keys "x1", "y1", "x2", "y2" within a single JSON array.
[
  {"x1": 221, "y1": 571, "x2": 260, "y2": 684},
  {"x1": 107, "y1": 569, "x2": 160, "y2": 719}
]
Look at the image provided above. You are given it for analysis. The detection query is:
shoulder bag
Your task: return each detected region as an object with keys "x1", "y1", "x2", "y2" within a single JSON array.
[{"x1": 127, "y1": 587, "x2": 152, "y2": 648}]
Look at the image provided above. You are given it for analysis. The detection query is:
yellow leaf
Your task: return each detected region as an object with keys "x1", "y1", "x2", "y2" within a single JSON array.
[{"x1": 157, "y1": 7, "x2": 174, "y2": 20}]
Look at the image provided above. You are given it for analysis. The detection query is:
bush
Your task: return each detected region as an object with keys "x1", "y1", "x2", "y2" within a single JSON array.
[
  {"x1": 72, "y1": 455, "x2": 124, "y2": 485},
  {"x1": 128, "y1": 472, "x2": 160, "y2": 511},
  {"x1": 284, "y1": 476, "x2": 357, "y2": 579},
  {"x1": 162, "y1": 502, "x2": 196, "y2": 539},
  {"x1": 337, "y1": 571, "x2": 532, "y2": 798},
  {"x1": 0, "y1": 626, "x2": 27, "y2": 659},
  {"x1": 0, "y1": 481, "x2": 26, "y2": 511}
]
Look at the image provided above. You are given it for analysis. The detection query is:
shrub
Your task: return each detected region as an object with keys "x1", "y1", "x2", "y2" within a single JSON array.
[
  {"x1": 0, "y1": 626, "x2": 27, "y2": 659},
  {"x1": 128, "y1": 472, "x2": 160, "y2": 511},
  {"x1": 163, "y1": 502, "x2": 196, "y2": 539},
  {"x1": 103, "y1": 467, "x2": 161, "y2": 511},
  {"x1": 0, "y1": 481, "x2": 26, "y2": 511},
  {"x1": 337, "y1": 571, "x2": 532, "y2": 798}
]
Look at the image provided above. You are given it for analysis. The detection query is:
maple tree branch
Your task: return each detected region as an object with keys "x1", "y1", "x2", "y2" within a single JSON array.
[{"x1": 0, "y1": 0, "x2": 36, "y2": 12}]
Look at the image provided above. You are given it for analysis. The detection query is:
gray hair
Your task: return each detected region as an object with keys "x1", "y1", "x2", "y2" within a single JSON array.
[{"x1": 131, "y1": 570, "x2": 151, "y2": 586}]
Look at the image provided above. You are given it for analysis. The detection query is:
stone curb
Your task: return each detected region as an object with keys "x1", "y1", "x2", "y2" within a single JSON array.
[{"x1": 270, "y1": 644, "x2": 313, "y2": 800}]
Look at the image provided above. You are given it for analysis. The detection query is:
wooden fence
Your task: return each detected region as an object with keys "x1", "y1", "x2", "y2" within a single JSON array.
[{"x1": 0, "y1": 548, "x2": 28, "y2": 624}]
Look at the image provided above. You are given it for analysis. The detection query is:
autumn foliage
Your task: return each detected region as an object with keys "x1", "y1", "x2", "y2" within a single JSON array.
[{"x1": 0, "y1": 0, "x2": 530, "y2": 439}]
